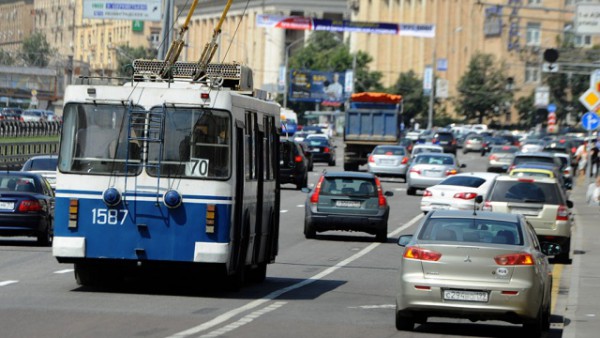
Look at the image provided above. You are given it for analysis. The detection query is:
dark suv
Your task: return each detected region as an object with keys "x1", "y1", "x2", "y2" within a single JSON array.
[
  {"x1": 432, "y1": 131, "x2": 457, "y2": 155},
  {"x1": 279, "y1": 139, "x2": 309, "y2": 190}
]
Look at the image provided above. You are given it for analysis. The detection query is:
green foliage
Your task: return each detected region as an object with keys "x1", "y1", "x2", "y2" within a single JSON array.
[
  {"x1": 389, "y1": 70, "x2": 428, "y2": 124},
  {"x1": 19, "y1": 32, "x2": 53, "y2": 67},
  {"x1": 0, "y1": 50, "x2": 14, "y2": 66},
  {"x1": 115, "y1": 45, "x2": 156, "y2": 77},
  {"x1": 455, "y1": 52, "x2": 513, "y2": 123},
  {"x1": 515, "y1": 92, "x2": 536, "y2": 127}
]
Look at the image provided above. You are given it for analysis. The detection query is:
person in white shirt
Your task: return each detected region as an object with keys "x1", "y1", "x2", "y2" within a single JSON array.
[{"x1": 586, "y1": 176, "x2": 600, "y2": 206}]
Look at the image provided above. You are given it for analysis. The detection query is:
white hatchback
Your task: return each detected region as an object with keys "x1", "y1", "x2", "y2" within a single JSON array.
[{"x1": 420, "y1": 172, "x2": 499, "y2": 213}]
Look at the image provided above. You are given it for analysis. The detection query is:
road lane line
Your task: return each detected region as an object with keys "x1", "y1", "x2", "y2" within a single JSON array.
[
  {"x1": 165, "y1": 213, "x2": 424, "y2": 338},
  {"x1": 198, "y1": 302, "x2": 287, "y2": 338},
  {"x1": 551, "y1": 263, "x2": 563, "y2": 313},
  {"x1": 280, "y1": 210, "x2": 288, "y2": 213},
  {"x1": 0, "y1": 280, "x2": 18, "y2": 287},
  {"x1": 296, "y1": 204, "x2": 304, "y2": 208},
  {"x1": 54, "y1": 269, "x2": 74, "y2": 274}
]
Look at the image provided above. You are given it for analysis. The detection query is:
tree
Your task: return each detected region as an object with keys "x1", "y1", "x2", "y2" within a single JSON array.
[
  {"x1": 455, "y1": 53, "x2": 513, "y2": 123},
  {"x1": 388, "y1": 70, "x2": 428, "y2": 126},
  {"x1": 115, "y1": 45, "x2": 156, "y2": 77},
  {"x1": 0, "y1": 50, "x2": 14, "y2": 66},
  {"x1": 515, "y1": 92, "x2": 536, "y2": 127},
  {"x1": 19, "y1": 32, "x2": 53, "y2": 67}
]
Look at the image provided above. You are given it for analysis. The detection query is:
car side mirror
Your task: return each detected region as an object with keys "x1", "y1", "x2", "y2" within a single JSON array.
[
  {"x1": 301, "y1": 187, "x2": 312, "y2": 193},
  {"x1": 460, "y1": 163, "x2": 467, "y2": 168},
  {"x1": 541, "y1": 242, "x2": 562, "y2": 256},
  {"x1": 397, "y1": 235, "x2": 413, "y2": 247},
  {"x1": 475, "y1": 195, "x2": 484, "y2": 204},
  {"x1": 384, "y1": 191, "x2": 394, "y2": 197},
  {"x1": 567, "y1": 200, "x2": 574, "y2": 208}
]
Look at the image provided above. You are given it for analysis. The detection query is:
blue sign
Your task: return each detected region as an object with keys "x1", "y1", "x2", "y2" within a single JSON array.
[
  {"x1": 582, "y1": 112, "x2": 600, "y2": 131},
  {"x1": 547, "y1": 103, "x2": 556, "y2": 113},
  {"x1": 437, "y1": 58, "x2": 448, "y2": 71}
]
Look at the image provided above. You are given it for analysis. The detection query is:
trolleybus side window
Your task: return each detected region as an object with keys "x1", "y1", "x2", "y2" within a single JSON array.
[
  {"x1": 58, "y1": 103, "x2": 142, "y2": 175},
  {"x1": 245, "y1": 112, "x2": 258, "y2": 181},
  {"x1": 148, "y1": 107, "x2": 231, "y2": 179},
  {"x1": 263, "y1": 115, "x2": 275, "y2": 181}
]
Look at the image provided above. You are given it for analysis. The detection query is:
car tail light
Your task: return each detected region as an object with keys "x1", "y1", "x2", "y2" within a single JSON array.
[
  {"x1": 432, "y1": 138, "x2": 438, "y2": 144},
  {"x1": 508, "y1": 165, "x2": 515, "y2": 172},
  {"x1": 571, "y1": 147, "x2": 576, "y2": 154},
  {"x1": 556, "y1": 205, "x2": 569, "y2": 221},
  {"x1": 324, "y1": 147, "x2": 330, "y2": 153},
  {"x1": 423, "y1": 189, "x2": 432, "y2": 197},
  {"x1": 453, "y1": 192, "x2": 477, "y2": 200},
  {"x1": 482, "y1": 201, "x2": 492, "y2": 211},
  {"x1": 489, "y1": 155, "x2": 498, "y2": 161},
  {"x1": 494, "y1": 253, "x2": 534, "y2": 266},
  {"x1": 409, "y1": 168, "x2": 421, "y2": 175},
  {"x1": 501, "y1": 290, "x2": 519, "y2": 295},
  {"x1": 18, "y1": 200, "x2": 42, "y2": 212},
  {"x1": 466, "y1": 140, "x2": 471, "y2": 144},
  {"x1": 294, "y1": 155, "x2": 303, "y2": 163},
  {"x1": 451, "y1": 139, "x2": 457, "y2": 145},
  {"x1": 310, "y1": 176, "x2": 325, "y2": 204},
  {"x1": 368, "y1": 155, "x2": 374, "y2": 163},
  {"x1": 404, "y1": 246, "x2": 442, "y2": 261},
  {"x1": 375, "y1": 177, "x2": 387, "y2": 207},
  {"x1": 401, "y1": 156, "x2": 409, "y2": 164},
  {"x1": 563, "y1": 168, "x2": 571, "y2": 175},
  {"x1": 445, "y1": 169, "x2": 457, "y2": 176}
]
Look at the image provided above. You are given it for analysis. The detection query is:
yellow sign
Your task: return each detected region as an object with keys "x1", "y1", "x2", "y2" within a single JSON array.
[{"x1": 579, "y1": 88, "x2": 600, "y2": 111}]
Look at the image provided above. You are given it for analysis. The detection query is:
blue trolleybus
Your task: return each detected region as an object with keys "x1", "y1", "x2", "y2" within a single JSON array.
[{"x1": 52, "y1": 59, "x2": 281, "y2": 287}]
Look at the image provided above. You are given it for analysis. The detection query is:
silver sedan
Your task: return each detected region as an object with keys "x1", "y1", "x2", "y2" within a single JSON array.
[
  {"x1": 406, "y1": 153, "x2": 465, "y2": 195},
  {"x1": 367, "y1": 145, "x2": 409, "y2": 180},
  {"x1": 395, "y1": 210, "x2": 559, "y2": 336}
]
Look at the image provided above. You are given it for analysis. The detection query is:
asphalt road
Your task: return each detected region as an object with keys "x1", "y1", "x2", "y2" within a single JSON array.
[{"x1": 0, "y1": 143, "x2": 572, "y2": 338}]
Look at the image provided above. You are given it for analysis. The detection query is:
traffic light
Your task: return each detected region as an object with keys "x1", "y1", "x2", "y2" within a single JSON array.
[{"x1": 543, "y1": 48, "x2": 559, "y2": 63}]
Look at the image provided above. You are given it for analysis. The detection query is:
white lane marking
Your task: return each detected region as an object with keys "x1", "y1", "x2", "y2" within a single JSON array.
[
  {"x1": 0, "y1": 280, "x2": 18, "y2": 287},
  {"x1": 296, "y1": 204, "x2": 304, "y2": 208},
  {"x1": 165, "y1": 213, "x2": 424, "y2": 338},
  {"x1": 280, "y1": 210, "x2": 288, "y2": 213},
  {"x1": 199, "y1": 302, "x2": 287, "y2": 338},
  {"x1": 348, "y1": 304, "x2": 395, "y2": 310},
  {"x1": 54, "y1": 269, "x2": 74, "y2": 274}
]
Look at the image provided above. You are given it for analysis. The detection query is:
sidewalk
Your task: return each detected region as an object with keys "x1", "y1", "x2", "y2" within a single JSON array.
[{"x1": 562, "y1": 177, "x2": 600, "y2": 338}]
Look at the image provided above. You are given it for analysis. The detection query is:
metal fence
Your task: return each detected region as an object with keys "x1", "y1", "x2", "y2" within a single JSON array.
[{"x1": 0, "y1": 121, "x2": 61, "y2": 170}]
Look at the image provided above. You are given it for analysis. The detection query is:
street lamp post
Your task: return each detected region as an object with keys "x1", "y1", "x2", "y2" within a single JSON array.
[{"x1": 283, "y1": 37, "x2": 306, "y2": 109}]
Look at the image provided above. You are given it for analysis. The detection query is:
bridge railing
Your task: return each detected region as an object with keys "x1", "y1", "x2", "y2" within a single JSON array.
[
  {"x1": 0, "y1": 121, "x2": 61, "y2": 170},
  {"x1": 0, "y1": 120, "x2": 62, "y2": 137}
]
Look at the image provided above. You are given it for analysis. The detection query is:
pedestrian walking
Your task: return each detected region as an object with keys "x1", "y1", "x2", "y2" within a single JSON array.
[{"x1": 587, "y1": 176, "x2": 600, "y2": 206}]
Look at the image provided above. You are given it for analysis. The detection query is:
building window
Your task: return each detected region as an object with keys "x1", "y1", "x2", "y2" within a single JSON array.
[
  {"x1": 528, "y1": 0, "x2": 542, "y2": 5},
  {"x1": 575, "y1": 35, "x2": 592, "y2": 47},
  {"x1": 525, "y1": 65, "x2": 540, "y2": 83},
  {"x1": 526, "y1": 22, "x2": 541, "y2": 46}
]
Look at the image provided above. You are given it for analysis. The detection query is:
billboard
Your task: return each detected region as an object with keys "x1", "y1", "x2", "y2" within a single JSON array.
[
  {"x1": 83, "y1": 0, "x2": 162, "y2": 21},
  {"x1": 289, "y1": 70, "x2": 347, "y2": 106}
]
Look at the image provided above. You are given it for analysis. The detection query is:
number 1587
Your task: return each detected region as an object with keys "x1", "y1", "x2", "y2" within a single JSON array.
[{"x1": 92, "y1": 208, "x2": 129, "y2": 225}]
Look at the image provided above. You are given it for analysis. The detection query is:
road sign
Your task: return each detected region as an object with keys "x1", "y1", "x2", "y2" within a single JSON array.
[
  {"x1": 576, "y1": 3, "x2": 600, "y2": 35},
  {"x1": 591, "y1": 69, "x2": 600, "y2": 92},
  {"x1": 435, "y1": 78, "x2": 449, "y2": 98},
  {"x1": 82, "y1": 0, "x2": 162, "y2": 22},
  {"x1": 542, "y1": 63, "x2": 559, "y2": 73},
  {"x1": 535, "y1": 86, "x2": 550, "y2": 107},
  {"x1": 548, "y1": 112, "x2": 556, "y2": 125},
  {"x1": 582, "y1": 112, "x2": 600, "y2": 130},
  {"x1": 547, "y1": 103, "x2": 557, "y2": 113},
  {"x1": 579, "y1": 88, "x2": 600, "y2": 111}
]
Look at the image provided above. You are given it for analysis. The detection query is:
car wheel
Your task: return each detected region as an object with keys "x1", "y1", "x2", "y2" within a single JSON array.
[
  {"x1": 328, "y1": 158, "x2": 336, "y2": 166},
  {"x1": 463, "y1": 149, "x2": 468, "y2": 154},
  {"x1": 304, "y1": 219, "x2": 316, "y2": 239},
  {"x1": 556, "y1": 239, "x2": 571, "y2": 263},
  {"x1": 376, "y1": 226, "x2": 388, "y2": 243},
  {"x1": 523, "y1": 306, "x2": 545, "y2": 337},
  {"x1": 296, "y1": 174, "x2": 307, "y2": 190},
  {"x1": 407, "y1": 187, "x2": 416, "y2": 196},
  {"x1": 395, "y1": 311, "x2": 415, "y2": 331},
  {"x1": 37, "y1": 222, "x2": 53, "y2": 247}
]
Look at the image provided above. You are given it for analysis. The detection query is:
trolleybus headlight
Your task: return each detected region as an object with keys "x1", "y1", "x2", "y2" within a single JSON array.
[
  {"x1": 102, "y1": 187, "x2": 122, "y2": 207},
  {"x1": 163, "y1": 190, "x2": 182, "y2": 209}
]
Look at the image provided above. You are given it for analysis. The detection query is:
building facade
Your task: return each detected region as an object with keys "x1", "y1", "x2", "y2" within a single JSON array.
[{"x1": 0, "y1": 0, "x2": 34, "y2": 53}]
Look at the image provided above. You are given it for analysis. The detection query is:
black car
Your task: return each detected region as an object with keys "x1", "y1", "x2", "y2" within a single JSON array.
[
  {"x1": 298, "y1": 142, "x2": 314, "y2": 171},
  {"x1": 305, "y1": 135, "x2": 336, "y2": 166},
  {"x1": 0, "y1": 172, "x2": 55, "y2": 246},
  {"x1": 279, "y1": 139, "x2": 309, "y2": 190},
  {"x1": 432, "y1": 131, "x2": 457, "y2": 155},
  {"x1": 303, "y1": 171, "x2": 393, "y2": 242}
]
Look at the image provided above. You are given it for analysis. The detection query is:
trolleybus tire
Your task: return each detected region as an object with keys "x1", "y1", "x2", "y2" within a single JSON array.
[
  {"x1": 74, "y1": 263, "x2": 96, "y2": 286},
  {"x1": 247, "y1": 262, "x2": 267, "y2": 283}
]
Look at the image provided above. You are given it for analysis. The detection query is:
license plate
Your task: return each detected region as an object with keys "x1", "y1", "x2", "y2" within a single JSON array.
[
  {"x1": 0, "y1": 202, "x2": 14, "y2": 210},
  {"x1": 336, "y1": 200, "x2": 361, "y2": 208},
  {"x1": 511, "y1": 208, "x2": 539, "y2": 216},
  {"x1": 311, "y1": 148, "x2": 320, "y2": 152},
  {"x1": 443, "y1": 290, "x2": 489, "y2": 303},
  {"x1": 431, "y1": 204, "x2": 449, "y2": 210},
  {"x1": 379, "y1": 159, "x2": 394, "y2": 165},
  {"x1": 425, "y1": 170, "x2": 441, "y2": 176}
]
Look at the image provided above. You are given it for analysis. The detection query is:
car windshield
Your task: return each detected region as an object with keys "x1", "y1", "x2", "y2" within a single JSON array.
[
  {"x1": 307, "y1": 138, "x2": 328, "y2": 146},
  {"x1": 413, "y1": 147, "x2": 442, "y2": 155},
  {"x1": 373, "y1": 146, "x2": 405, "y2": 156},
  {"x1": 513, "y1": 156, "x2": 555, "y2": 167},
  {"x1": 510, "y1": 170, "x2": 553, "y2": 178},
  {"x1": 438, "y1": 176, "x2": 486, "y2": 188},
  {"x1": 418, "y1": 217, "x2": 523, "y2": 245},
  {"x1": 414, "y1": 155, "x2": 454, "y2": 165},
  {"x1": 26, "y1": 158, "x2": 57, "y2": 171},
  {"x1": 489, "y1": 181, "x2": 562, "y2": 204},
  {"x1": 320, "y1": 177, "x2": 377, "y2": 197},
  {"x1": 491, "y1": 146, "x2": 518, "y2": 154}
]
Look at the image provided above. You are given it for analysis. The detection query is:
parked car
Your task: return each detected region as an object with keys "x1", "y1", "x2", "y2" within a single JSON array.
[
  {"x1": 431, "y1": 131, "x2": 457, "y2": 154},
  {"x1": 0, "y1": 172, "x2": 55, "y2": 246},
  {"x1": 20, "y1": 155, "x2": 58, "y2": 190},
  {"x1": 462, "y1": 133, "x2": 485, "y2": 154},
  {"x1": 420, "y1": 172, "x2": 499, "y2": 213},
  {"x1": 21, "y1": 109, "x2": 48, "y2": 122},
  {"x1": 410, "y1": 144, "x2": 443, "y2": 159},
  {"x1": 395, "y1": 209, "x2": 559, "y2": 335},
  {"x1": 486, "y1": 145, "x2": 520, "y2": 172},
  {"x1": 520, "y1": 139, "x2": 546, "y2": 153},
  {"x1": 305, "y1": 134, "x2": 336, "y2": 166},
  {"x1": 279, "y1": 139, "x2": 309, "y2": 190},
  {"x1": 0, "y1": 107, "x2": 23, "y2": 121},
  {"x1": 367, "y1": 145, "x2": 410, "y2": 181},
  {"x1": 482, "y1": 175, "x2": 573, "y2": 262},
  {"x1": 303, "y1": 171, "x2": 393, "y2": 242},
  {"x1": 406, "y1": 153, "x2": 466, "y2": 195}
]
